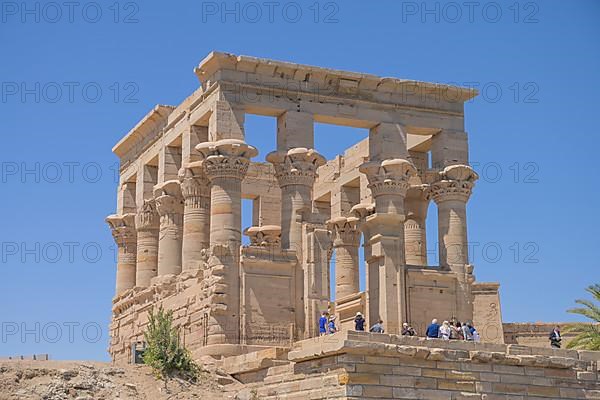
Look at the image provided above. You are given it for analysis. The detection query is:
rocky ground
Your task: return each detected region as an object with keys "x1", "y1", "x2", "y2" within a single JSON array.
[{"x1": 0, "y1": 360, "x2": 245, "y2": 400}]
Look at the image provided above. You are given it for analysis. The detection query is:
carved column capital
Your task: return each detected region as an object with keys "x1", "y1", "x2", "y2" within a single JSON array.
[
  {"x1": 243, "y1": 225, "x2": 282, "y2": 247},
  {"x1": 406, "y1": 184, "x2": 431, "y2": 219},
  {"x1": 178, "y1": 162, "x2": 211, "y2": 207},
  {"x1": 154, "y1": 181, "x2": 184, "y2": 245},
  {"x1": 359, "y1": 158, "x2": 417, "y2": 198},
  {"x1": 106, "y1": 214, "x2": 137, "y2": 246},
  {"x1": 350, "y1": 203, "x2": 376, "y2": 221},
  {"x1": 196, "y1": 139, "x2": 257, "y2": 181},
  {"x1": 408, "y1": 184, "x2": 431, "y2": 200},
  {"x1": 327, "y1": 216, "x2": 361, "y2": 247},
  {"x1": 350, "y1": 203, "x2": 376, "y2": 241},
  {"x1": 266, "y1": 147, "x2": 326, "y2": 187},
  {"x1": 431, "y1": 165, "x2": 478, "y2": 203},
  {"x1": 135, "y1": 199, "x2": 159, "y2": 231},
  {"x1": 154, "y1": 180, "x2": 184, "y2": 216}
]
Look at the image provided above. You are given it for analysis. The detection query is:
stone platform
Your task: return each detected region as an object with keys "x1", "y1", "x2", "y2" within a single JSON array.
[{"x1": 228, "y1": 331, "x2": 600, "y2": 400}]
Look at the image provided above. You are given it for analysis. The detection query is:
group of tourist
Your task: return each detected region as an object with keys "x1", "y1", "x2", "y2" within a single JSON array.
[
  {"x1": 318, "y1": 312, "x2": 338, "y2": 335},
  {"x1": 424, "y1": 318, "x2": 481, "y2": 341},
  {"x1": 320, "y1": 311, "x2": 482, "y2": 342},
  {"x1": 320, "y1": 313, "x2": 566, "y2": 350},
  {"x1": 319, "y1": 311, "x2": 383, "y2": 335}
]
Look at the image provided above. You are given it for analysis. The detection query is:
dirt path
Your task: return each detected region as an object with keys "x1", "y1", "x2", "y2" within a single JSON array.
[{"x1": 0, "y1": 360, "x2": 243, "y2": 400}]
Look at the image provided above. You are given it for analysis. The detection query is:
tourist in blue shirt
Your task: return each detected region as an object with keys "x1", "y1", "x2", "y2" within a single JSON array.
[
  {"x1": 354, "y1": 312, "x2": 366, "y2": 331},
  {"x1": 369, "y1": 319, "x2": 385, "y2": 333},
  {"x1": 328, "y1": 315, "x2": 338, "y2": 334},
  {"x1": 426, "y1": 318, "x2": 440, "y2": 339},
  {"x1": 319, "y1": 312, "x2": 329, "y2": 336}
]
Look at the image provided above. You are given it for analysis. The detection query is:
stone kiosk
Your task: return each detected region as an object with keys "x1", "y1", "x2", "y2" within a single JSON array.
[{"x1": 106, "y1": 52, "x2": 598, "y2": 398}]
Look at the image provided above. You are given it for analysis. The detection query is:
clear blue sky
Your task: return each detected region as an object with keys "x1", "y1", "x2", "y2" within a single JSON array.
[{"x1": 1, "y1": 0, "x2": 598, "y2": 361}]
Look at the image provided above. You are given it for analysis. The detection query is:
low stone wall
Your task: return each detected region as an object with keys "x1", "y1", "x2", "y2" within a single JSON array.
[
  {"x1": 230, "y1": 330, "x2": 600, "y2": 399},
  {"x1": 0, "y1": 354, "x2": 49, "y2": 361},
  {"x1": 503, "y1": 322, "x2": 582, "y2": 348}
]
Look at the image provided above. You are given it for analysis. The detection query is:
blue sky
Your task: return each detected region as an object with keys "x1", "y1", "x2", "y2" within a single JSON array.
[{"x1": 1, "y1": 0, "x2": 598, "y2": 361}]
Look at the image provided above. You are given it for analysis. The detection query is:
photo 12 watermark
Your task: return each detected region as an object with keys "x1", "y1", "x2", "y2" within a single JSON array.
[
  {"x1": 400, "y1": 1, "x2": 540, "y2": 24},
  {"x1": 0, "y1": 161, "x2": 121, "y2": 184},
  {"x1": 1, "y1": 322, "x2": 103, "y2": 344},
  {"x1": 467, "y1": 161, "x2": 540, "y2": 184},
  {"x1": 200, "y1": 1, "x2": 340, "y2": 24},
  {"x1": 1, "y1": 81, "x2": 139, "y2": 104},
  {"x1": 1, "y1": 2, "x2": 140, "y2": 24},
  {"x1": 1, "y1": 241, "x2": 112, "y2": 265}
]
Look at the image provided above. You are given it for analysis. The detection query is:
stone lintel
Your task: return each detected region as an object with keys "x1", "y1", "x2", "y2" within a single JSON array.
[
  {"x1": 472, "y1": 281, "x2": 501, "y2": 295},
  {"x1": 195, "y1": 52, "x2": 478, "y2": 104},
  {"x1": 112, "y1": 104, "x2": 175, "y2": 159}
]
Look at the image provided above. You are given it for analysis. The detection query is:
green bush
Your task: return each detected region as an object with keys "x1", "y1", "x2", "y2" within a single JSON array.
[{"x1": 142, "y1": 306, "x2": 200, "y2": 386}]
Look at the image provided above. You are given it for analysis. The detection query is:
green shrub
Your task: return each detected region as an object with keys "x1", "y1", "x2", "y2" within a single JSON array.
[{"x1": 142, "y1": 306, "x2": 200, "y2": 386}]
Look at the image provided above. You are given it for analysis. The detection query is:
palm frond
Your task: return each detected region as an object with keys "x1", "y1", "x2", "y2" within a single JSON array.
[
  {"x1": 584, "y1": 284, "x2": 600, "y2": 302},
  {"x1": 565, "y1": 284, "x2": 600, "y2": 350},
  {"x1": 567, "y1": 302, "x2": 600, "y2": 323},
  {"x1": 565, "y1": 324, "x2": 600, "y2": 351}
]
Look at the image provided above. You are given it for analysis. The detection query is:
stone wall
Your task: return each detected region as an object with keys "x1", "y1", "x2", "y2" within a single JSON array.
[
  {"x1": 109, "y1": 245, "x2": 297, "y2": 362},
  {"x1": 229, "y1": 330, "x2": 600, "y2": 399},
  {"x1": 473, "y1": 283, "x2": 504, "y2": 344},
  {"x1": 503, "y1": 322, "x2": 583, "y2": 349}
]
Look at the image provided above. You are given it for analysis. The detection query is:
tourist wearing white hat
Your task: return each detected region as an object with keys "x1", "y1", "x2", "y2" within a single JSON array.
[
  {"x1": 354, "y1": 312, "x2": 366, "y2": 331},
  {"x1": 439, "y1": 320, "x2": 452, "y2": 340},
  {"x1": 328, "y1": 315, "x2": 338, "y2": 334}
]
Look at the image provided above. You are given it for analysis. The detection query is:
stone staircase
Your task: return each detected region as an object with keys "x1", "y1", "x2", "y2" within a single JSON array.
[
  {"x1": 222, "y1": 345, "x2": 348, "y2": 399},
  {"x1": 220, "y1": 331, "x2": 600, "y2": 400}
]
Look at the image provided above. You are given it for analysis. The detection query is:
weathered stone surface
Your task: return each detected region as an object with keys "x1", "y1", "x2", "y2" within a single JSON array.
[{"x1": 104, "y1": 52, "x2": 594, "y2": 400}]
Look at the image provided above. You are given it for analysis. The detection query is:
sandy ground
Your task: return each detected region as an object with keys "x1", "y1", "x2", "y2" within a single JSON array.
[{"x1": 0, "y1": 360, "x2": 244, "y2": 400}]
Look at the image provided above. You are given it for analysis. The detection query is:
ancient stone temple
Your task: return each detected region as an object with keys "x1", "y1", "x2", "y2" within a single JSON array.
[{"x1": 105, "y1": 53, "x2": 599, "y2": 398}]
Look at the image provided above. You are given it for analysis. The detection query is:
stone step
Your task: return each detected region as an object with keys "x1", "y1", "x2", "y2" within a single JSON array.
[{"x1": 266, "y1": 361, "x2": 294, "y2": 377}]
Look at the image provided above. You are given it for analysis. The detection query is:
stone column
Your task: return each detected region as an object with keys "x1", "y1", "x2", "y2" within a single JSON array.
[
  {"x1": 196, "y1": 139, "x2": 257, "y2": 347},
  {"x1": 328, "y1": 216, "x2": 361, "y2": 300},
  {"x1": 154, "y1": 180, "x2": 184, "y2": 276},
  {"x1": 134, "y1": 199, "x2": 159, "y2": 287},
  {"x1": 302, "y1": 222, "x2": 332, "y2": 337},
  {"x1": 267, "y1": 148, "x2": 326, "y2": 253},
  {"x1": 179, "y1": 162, "x2": 211, "y2": 271},
  {"x1": 267, "y1": 147, "x2": 325, "y2": 339},
  {"x1": 404, "y1": 184, "x2": 430, "y2": 266},
  {"x1": 106, "y1": 214, "x2": 137, "y2": 295},
  {"x1": 351, "y1": 203, "x2": 376, "y2": 325},
  {"x1": 360, "y1": 153, "x2": 417, "y2": 334},
  {"x1": 431, "y1": 164, "x2": 478, "y2": 322},
  {"x1": 430, "y1": 165, "x2": 478, "y2": 269}
]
